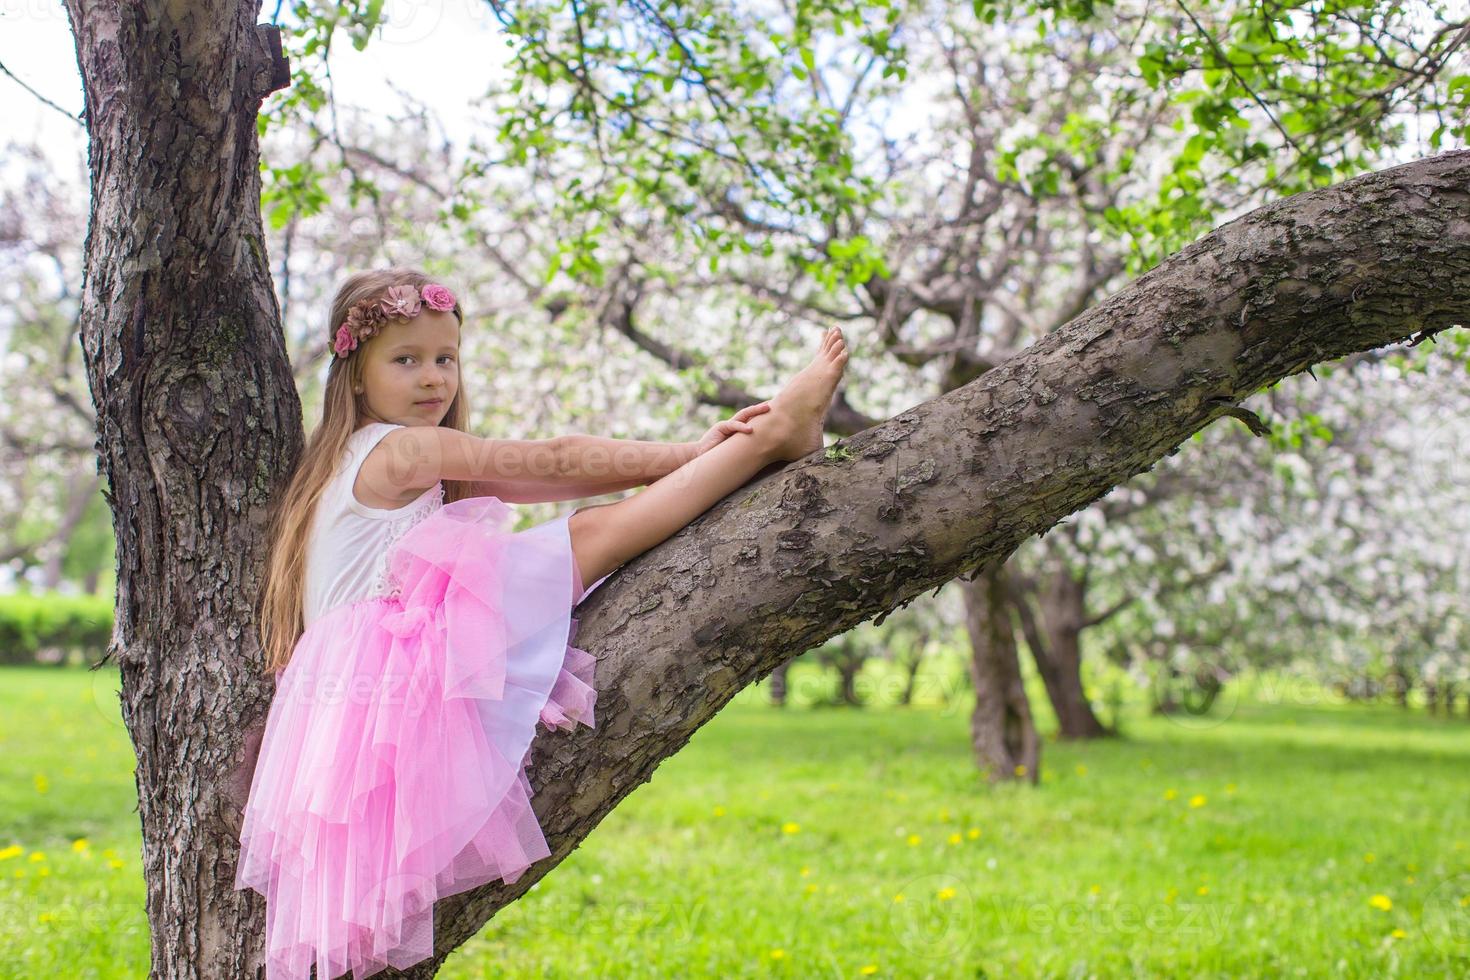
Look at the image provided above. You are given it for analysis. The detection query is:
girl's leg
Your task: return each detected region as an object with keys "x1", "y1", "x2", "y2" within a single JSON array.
[{"x1": 569, "y1": 326, "x2": 849, "y2": 588}]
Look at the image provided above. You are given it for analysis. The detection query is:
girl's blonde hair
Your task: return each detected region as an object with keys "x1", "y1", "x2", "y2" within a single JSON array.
[{"x1": 256, "y1": 266, "x2": 478, "y2": 676}]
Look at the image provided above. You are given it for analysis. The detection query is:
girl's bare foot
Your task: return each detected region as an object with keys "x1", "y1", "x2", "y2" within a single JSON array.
[{"x1": 757, "y1": 326, "x2": 849, "y2": 462}]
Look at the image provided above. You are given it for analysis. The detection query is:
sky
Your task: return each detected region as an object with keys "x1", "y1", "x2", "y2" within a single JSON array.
[{"x1": 1, "y1": 0, "x2": 514, "y2": 175}]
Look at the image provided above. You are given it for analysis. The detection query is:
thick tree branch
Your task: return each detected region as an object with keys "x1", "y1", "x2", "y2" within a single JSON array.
[{"x1": 408, "y1": 153, "x2": 1470, "y2": 975}]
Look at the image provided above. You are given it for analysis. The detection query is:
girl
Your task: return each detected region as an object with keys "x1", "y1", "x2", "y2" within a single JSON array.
[{"x1": 235, "y1": 267, "x2": 848, "y2": 979}]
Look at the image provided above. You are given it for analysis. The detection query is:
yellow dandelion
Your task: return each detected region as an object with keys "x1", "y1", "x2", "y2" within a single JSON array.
[
  {"x1": 967, "y1": 828, "x2": 981, "y2": 840},
  {"x1": 33, "y1": 775, "x2": 49, "y2": 795},
  {"x1": 71, "y1": 839, "x2": 90, "y2": 853},
  {"x1": 1163, "y1": 788, "x2": 1178, "y2": 800},
  {"x1": 937, "y1": 887, "x2": 956, "y2": 901},
  {"x1": 804, "y1": 883, "x2": 818, "y2": 894},
  {"x1": 1225, "y1": 783, "x2": 1237, "y2": 793},
  {"x1": 948, "y1": 832, "x2": 962, "y2": 845},
  {"x1": 781, "y1": 822, "x2": 800, "y2": 835},
  {"x1": 1406, "y1": 876, "x2": 1416, "y2": 885},
  {"x1": 938, "y1": 808, "x2": 951, "y2": 821},
  {"x1": 1014, "y1": 764, "x2": 1027, "y2": 776},
  {"x1": 0, "y1": 845, "x2": 22, "y2": 861},
  {"x1": 13, "y1": 869, "x2": 26, "y2": 879},
  {"x1": 37, "y1": 867, "x2": 50, "y2": 878},
  {"x1": 1075, "y1": 764, "x2": 1087, "y2": 776},
  {"x1": 1189, "y1": 795, "x2": 1206, "y2": 808},
  {"x1": 1364, "y1": 853, "x2": 1376, "y2": 863},
  {"x1": 1164, "y1": 887, "x2": 1179, "y2": 903},
  {"x1": 1197, "y1": 886, "x2": 1209, "y2": 896},
  {"x1": 800, "y1": 866, "x2": 811, "y2": 877},
  {"x1": 769, "y1": 949, "x2": 785, "y2": 960},
  {"x1": 38, "y1": 912, "x2": 52, "y2": 923},
  {"x1": 906, "y1": 834, "x2": 921, "y2": 846},
  {"x1": 860, "y1": 967, "x2": 879, "y2": 976},
  {"x1": 1089, "y1": 884, "x2": 1101, "y2": 895},
  {"x1": 892, "y1": 893, "x2": 905, "y2": 903},
  {"x1": 107, "y1": 859, "x2": 125, "y2": 870},
  {"x1": 712, "y1": 805, "x2": 726, "y2": 817},
  {"x1": 1407, "y1": 863, "x2": 1418, "y2": 872},
  {"x1": 1369, "y1": 894, "x2": 1393, "y2": 911},
  {"x1": 1390, "y1": 928, "x2": 1407, "y2": 939},
  {"x1": 28, "y1": 852, "x2": 46, "y2": 863}
]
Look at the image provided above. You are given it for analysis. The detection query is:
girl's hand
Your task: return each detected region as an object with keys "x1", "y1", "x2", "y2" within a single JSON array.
[{"x1": 694, "y1": 402, "x2": 772, "y2": 457}]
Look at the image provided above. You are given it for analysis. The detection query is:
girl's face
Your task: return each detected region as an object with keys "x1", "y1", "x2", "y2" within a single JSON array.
[{"x1": 357, "y1": 308, "x2": 461, "y2": 427}]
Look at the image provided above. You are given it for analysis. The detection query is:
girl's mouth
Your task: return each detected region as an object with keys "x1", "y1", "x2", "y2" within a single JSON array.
[{"x1": 416, "y1": 399, "x2": 444, "y2": 408}]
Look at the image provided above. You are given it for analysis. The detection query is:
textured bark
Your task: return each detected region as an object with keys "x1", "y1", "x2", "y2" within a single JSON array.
[
  {"x1": 963, "y1": 568, "x2": 1041, "y2": 783},
  {"x1": 63, "y1": 0, "x2": 1470, "y2": 973},
  {"x1": 64, "y1": 1, "x2": 293, "y2": 977}
]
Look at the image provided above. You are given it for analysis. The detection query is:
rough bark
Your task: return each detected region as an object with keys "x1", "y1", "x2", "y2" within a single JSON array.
[
  {"x1": 63, "y1": 0, "x2": 1470, "y2": 973},
  {"x1": 64, "y1": 1, "x2": 293, "y2": 977}
]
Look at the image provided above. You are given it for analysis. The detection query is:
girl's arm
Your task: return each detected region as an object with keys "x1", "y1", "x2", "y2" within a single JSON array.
[
  {"x1": 554, "y1": 433, "x2": 700, "y2": 485},
  {"x1": 464, "y1": 469, "x2": 670, "y2": 505},
  {"x1": 371, "y1": 428, "x2": 700, "y2": 501}
]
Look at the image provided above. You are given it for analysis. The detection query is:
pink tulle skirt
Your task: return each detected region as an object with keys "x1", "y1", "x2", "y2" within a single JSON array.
[{"x1": 235, "y1": 497, "x2": 601, "y2": 980}]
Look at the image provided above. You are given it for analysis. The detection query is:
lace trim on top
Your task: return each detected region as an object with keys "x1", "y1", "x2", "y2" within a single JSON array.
[{"x1": 364, "y1": 483, "x2": 445, "y2": 601}]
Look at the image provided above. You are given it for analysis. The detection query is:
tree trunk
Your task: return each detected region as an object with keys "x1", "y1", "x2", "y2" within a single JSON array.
[
  {"x1": 1007, "y1": 565, "x2": 1112, "y2": 739},
  {"x1": 768, "y1": 658, "x2": 790, "y2": 707},
  {"x1": 40, "y1": 471, "x2": 104, "y2": 589},
  {"x1": 897, "y1": 640, "x2": 924, "y2": 707},
  {"x1": 962, "y1": 566, "x2": 1040, "y2": 784},
  {"x1": 59, "y1": 1, "x2": 1470, "y2": 966},
  {"x1": 837, "y1": 649, "x2": 863, "y2": 706},
  {"x1": 64, "y1": 2, "x2": 294, "y2": 976}
]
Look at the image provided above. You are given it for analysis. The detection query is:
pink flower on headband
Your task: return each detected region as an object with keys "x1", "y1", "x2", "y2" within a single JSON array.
[
  {"x1": 332, "y1": 323, "x2": 359, "y2": 357},
  {"x1": 333, "y1": 282, "x2": 458, "y2": 358},
  {"x1": 421, "y1": 283, "x2": 456, "y2": 311},
  {"x1": 379, "y1": 285, "x2": 422, "y2": 320}
]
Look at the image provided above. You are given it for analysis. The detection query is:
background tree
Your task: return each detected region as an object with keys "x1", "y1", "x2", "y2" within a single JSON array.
[{"x1": 309, "y1": 0, "x2": 1466, "y2": 777}]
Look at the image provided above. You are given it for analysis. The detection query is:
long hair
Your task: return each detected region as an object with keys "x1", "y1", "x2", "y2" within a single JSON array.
[{"x1": 256, "y1": 266, "x2": 477, "y2": 676}]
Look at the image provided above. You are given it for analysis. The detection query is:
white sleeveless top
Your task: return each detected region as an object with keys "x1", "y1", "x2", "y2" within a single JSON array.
[{"x1": 302, "y1": 422, "x2": 445, "y2": 629}]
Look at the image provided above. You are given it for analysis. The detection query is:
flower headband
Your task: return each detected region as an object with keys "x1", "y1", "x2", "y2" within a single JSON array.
[{"x1": 332, "y1": 283, "x2": 457, "y2": 358}]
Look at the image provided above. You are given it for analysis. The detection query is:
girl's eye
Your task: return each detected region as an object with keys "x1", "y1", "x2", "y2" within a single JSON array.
[{"x1": 395, "y1": 356, "x2": 456, "y2": 364}]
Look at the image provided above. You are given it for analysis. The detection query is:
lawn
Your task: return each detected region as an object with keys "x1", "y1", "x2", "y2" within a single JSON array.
[{"x1": 1, "y1": 661, "x2": 1467, "y2": 978}]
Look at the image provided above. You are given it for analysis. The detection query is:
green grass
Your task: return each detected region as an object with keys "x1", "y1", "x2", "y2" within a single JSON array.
[{"x1": 2, "y1": 662, "x2": 1468, "y2": 978}]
